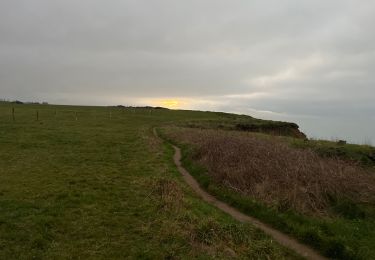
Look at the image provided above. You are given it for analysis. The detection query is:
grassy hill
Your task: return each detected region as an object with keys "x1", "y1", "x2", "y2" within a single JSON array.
[
  {"x1": 0, "y1": 102, "x2": 299, "y2": 259},
  {"x1": 1, "y1": 101, "x2": 374, "y2": 259}
]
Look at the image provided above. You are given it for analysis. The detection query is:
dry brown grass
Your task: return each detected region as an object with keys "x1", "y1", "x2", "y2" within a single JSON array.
[
  {"x1": 149, "y1": 177, "x2": 184, "y2": 212},
  {"x1": 164, "y1": 127, "x2": 375, "y2": 215}
]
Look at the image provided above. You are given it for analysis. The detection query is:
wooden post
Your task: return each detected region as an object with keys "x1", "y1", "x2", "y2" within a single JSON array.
[
  {"x1": 36, "y1": 110, "x2": 39, "y2": 121},
  {"x1": 75, "y1": 112, "x2": 78, "y2": 121},
  {"x1": 12, "y1": 107, "x2": 15, "y2": 121}
]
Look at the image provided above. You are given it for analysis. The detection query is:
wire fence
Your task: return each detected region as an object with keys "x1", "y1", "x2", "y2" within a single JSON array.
[{"x1": 0, "y1": 104, "x2": 165, "y2": 123}]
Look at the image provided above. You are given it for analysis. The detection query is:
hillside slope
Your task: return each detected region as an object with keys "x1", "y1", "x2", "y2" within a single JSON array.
[{"x1": 0, "y1": 103, "x2": 299, "y2": 259}]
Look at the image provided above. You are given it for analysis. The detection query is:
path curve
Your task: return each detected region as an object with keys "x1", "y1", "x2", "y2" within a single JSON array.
[{"x1": 154, "y1": 128, "x2": 327, "y2": 260}]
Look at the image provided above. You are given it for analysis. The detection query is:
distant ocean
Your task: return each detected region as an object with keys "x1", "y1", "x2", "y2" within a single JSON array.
[
  {"x1": 263, "y1": 115, "x2": 375, "y2": 145},
  {"x1": 239, "y1": 109, "x2": 375, "y2": 145}
]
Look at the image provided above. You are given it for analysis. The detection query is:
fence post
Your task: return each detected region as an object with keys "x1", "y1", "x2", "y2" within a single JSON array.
[
  {"x1": 12, "y1": 107, "x2": 15, "y2": 121},
  {"x1": 75, "y1": 112, "x2": 78, "y2": 121}
]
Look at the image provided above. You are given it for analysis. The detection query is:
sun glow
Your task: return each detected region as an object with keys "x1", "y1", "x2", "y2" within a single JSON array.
[{"x1": 159, "y1": 99, "x2": 181, "y2": 108}]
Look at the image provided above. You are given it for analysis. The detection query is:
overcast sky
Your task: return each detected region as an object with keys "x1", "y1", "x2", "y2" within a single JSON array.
[{"x1": 1, "y1": 0, "x2": 374, "y2": 144}]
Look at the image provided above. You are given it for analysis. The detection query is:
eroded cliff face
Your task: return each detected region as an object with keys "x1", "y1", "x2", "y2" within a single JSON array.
[
  {"x1": 179, "y1": 113, "x2": 307, "y2": 139},
  {"x1": 235, "y1": 122, "x2": 307, "y2": 139}
]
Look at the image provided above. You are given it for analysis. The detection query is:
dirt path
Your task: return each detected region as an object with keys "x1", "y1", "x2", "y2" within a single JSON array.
[{"x1": 154, "y1": 129, "x2": 327, "y2": 260}]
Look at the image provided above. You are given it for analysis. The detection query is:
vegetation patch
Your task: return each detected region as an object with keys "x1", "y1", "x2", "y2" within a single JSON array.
[
  {"x1": 160, "y1": 126, "x2": 375, "y2": 259},
  {"x1": 179, "y1": 113, "x2": 307, "y2": 139},
  {"x1": 0, "y1": 102, "x2": 299, "y2": 259},
  {"x1": 162, "y1": 127, "x2": 375, "y2": 215},
  {"x1": 290, "y1": 138, "x2": 375, "y2": 168}
]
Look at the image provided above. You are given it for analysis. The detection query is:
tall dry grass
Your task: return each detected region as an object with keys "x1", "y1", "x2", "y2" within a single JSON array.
[{"x1": 165, "y1": 127, "x2": 375, "y2": 215}]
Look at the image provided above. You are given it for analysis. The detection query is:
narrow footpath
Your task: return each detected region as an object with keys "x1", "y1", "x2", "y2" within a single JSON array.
[{"x1": 154, "y1": 128, "x2": 327, "y2": 260}]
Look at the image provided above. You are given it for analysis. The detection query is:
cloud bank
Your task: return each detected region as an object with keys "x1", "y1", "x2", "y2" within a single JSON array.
[{"x1": 1, "y1": 0, "x2": 374, "y2": 143}]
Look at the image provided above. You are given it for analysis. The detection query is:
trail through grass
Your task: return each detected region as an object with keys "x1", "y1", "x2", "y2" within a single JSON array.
[
  {"x1": 160, "y1": 126, "x2": 375, "y2": 260},
  {"x1": 0, "y1": 103, "x2": 299, "y2": 259}
]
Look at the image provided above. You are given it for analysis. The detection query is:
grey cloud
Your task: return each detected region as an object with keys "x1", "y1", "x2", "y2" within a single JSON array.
[{"x1": 0, "y1": 0, "x2": 374, "y2": 143}]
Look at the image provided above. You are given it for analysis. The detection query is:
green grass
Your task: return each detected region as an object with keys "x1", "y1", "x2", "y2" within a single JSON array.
[
  {"x1": 290, "y1": 139, "x2": 375, "y2": 168},
  {"x1": 177, "y1": 115, "x2": 306, "y2": 138},
  {"x1": 0, "y1": 102, "x2": 299, "y2": 259},
  {"x1": 158, "y1": 128, "x2": 375, "y2": 260}
]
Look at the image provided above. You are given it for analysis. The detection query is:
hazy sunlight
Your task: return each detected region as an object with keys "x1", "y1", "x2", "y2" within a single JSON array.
[{"x1": 159, "y1": 99, "x2": 181, "y2": 108}]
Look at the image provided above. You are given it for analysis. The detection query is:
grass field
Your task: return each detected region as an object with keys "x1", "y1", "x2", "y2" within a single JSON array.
[
  {"x1": 0, "y1": 102, "x2": 301, "y2": 259},
  {"x1": 160, "y1": 126, "x2": 375, "y2": 260}
]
